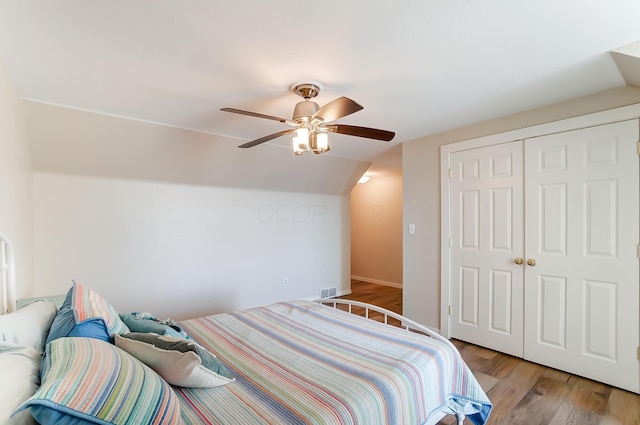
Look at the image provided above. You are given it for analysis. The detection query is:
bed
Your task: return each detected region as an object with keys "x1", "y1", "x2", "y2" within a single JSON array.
[{"x1": 0, "y1": 233, "x2": 492, "y2": 425}]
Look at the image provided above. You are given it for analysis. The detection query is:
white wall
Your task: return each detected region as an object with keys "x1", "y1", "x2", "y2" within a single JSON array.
[
  {"x1": 0, "y1": 61, "x2": 33, "y2": 300},
  {"x1": 403, "y1": 86, "x2": 640, "y2": 331},
  {"x1": 34, "y1": 173, "x2": 351, "y2": 320}
]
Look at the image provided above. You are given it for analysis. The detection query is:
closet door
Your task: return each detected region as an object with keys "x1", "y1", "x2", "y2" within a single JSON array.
[
  {"x1": 523, "y1": 120, "x2": 639, "y2": 393},
  {"x1": 449, "y1": 141, "x2": 524, "y2": 357}
]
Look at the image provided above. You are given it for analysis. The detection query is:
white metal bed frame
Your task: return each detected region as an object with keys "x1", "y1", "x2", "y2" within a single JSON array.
[
  {"x1": 0, "y1": 232, "x2": 16, "y2": 315},
  {"x1": 0, "y1": 230, "x2": 469, "y2": 424},
  {"x1": 317, "y1": 298, "x2": 466, "y2": 425}
]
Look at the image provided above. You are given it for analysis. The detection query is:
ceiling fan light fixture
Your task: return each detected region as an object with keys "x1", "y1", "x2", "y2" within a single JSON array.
[
  {"x1": 300, "y1": 129, "x2": 331, "y2": 156},
  {"x1": 315, "y1": 132, "x2": 330, "y2": 153},
  {"x1": 295, "y1": 127, "x2": 309, "y2": 141},
  {"x1": 293, "y1": 127, "x2": 310, "y2": 155},
  {"x1": 292, "y1": 136, "x2": 305, "y2": 155}
]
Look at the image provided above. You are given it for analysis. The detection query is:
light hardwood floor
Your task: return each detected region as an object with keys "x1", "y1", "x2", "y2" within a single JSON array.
[{"x1": 340, "y1": 280, "x2": 640, "y2": 425}]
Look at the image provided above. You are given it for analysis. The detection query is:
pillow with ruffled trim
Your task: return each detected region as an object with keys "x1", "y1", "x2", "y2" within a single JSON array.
[{"x1": 115, "y1": 332, "x2": 234, "y2": 388}]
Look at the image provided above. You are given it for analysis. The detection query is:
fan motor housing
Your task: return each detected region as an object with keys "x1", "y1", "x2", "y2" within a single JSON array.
[{"x1": 292, "y1": 100, "x2": 319, "y2": 122}]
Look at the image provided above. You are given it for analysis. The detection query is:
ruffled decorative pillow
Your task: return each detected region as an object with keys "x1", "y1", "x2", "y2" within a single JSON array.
[
  {"x1": 120, "y1": 312, "x2": 188, "y2": 339},
  {"x1": 115, "y1": 332, "x2": 234, "y2": 388}
]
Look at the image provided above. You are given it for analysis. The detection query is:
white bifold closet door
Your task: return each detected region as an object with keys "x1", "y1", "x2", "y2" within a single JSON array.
[
  {"x1": 450, "y1": 141, "x2": 525, "y2": 358},
  {"x1": 523, "y1": 121, "x2": 639, "y2": 393},
  {"x1": 448, "y1": 119, "x2": 639, "y2": 393}
]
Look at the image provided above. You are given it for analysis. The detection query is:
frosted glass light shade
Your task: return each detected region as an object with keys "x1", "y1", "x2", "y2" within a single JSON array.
[{"x1": 316, "y1": 133, "x2": 329, "y2": 152}]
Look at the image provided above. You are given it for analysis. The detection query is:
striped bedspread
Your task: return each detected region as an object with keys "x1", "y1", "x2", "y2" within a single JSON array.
[{"x1": 177, "y1": 300, "x2": 491, "y2": 425}]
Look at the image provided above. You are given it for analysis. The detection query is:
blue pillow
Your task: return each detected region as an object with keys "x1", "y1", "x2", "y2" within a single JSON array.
[
  {"x1": 120, "y1": 313, "x2": 186, "y2": 339},
  {"x1": 46, "y1": 281, "x2": 129, "y2": 345},
  {"x1": 14, "y1": 337, "x2": 182, "y2": 425}
]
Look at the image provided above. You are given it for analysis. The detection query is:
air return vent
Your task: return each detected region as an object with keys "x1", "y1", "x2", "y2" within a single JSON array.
[{"x1": 320, "y1": 287, "x2": 337, "y2": 299}]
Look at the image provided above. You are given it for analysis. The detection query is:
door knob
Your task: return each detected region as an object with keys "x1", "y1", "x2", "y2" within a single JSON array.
[
  {"x1": 514, "y1": 257, "x2": 524, "y2": 265},
  {"x1": 527, "y1": 258, "x2": 537, "y2": 266}
]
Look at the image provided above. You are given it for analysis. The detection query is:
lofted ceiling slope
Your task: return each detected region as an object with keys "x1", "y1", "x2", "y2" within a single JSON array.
[
  {"x1": 1, "y1": 1, "x2": 640, "y2": 184},
  {"x1": 611, "y1": 41, "x2": 640, "y2": 89},
  {"x1": 24, "y1": 101, "x2": 370, "y2": 195}
]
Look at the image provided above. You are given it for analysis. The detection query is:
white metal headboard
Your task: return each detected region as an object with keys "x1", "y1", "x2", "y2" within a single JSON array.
[{"x1": 0, "y1": 233, "x2": 16, "y2": 314}]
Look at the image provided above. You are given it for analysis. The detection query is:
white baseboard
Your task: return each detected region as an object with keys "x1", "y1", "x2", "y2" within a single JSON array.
[
  {"x1": 336, "y1": 289, "x2": 351, "y2": 298},
  {"x1": 350, "y1": 275, "x2": 402, "y2": 289}
]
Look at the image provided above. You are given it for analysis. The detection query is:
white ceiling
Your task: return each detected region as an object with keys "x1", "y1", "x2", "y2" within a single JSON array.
[{"x1": 1, "y1": 0, "x2": 640, "y2": 163}]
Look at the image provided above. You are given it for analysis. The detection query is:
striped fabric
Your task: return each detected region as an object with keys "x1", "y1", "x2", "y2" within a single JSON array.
[
  {"x1": 16, "y1": 337, "x2": 182, "y2": 425},
  {"x1": 177, "y1": 301, "x2": 492, "y2": 425},
  {"x1": 72, "y1": 280, "x2": 129, "y2": 336}
]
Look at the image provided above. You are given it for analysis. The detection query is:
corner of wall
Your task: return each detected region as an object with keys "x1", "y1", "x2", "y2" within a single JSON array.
[{"x1": 0, "y1": 61, "x2": 34, "y2": 299}]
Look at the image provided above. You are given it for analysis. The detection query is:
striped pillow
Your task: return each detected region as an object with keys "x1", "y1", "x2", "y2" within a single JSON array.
[
  {"x1": 46, "y1": 281, "x2": 129, "y2": 344},
  {"x1": 71, "y1": 280, "x2": 129, "y2": 335},
  {"x1": 14, "y1": 337, "x2": 181, "y2": 425}
]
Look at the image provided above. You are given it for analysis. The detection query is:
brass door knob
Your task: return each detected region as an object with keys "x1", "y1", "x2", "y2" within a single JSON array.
[
  {"x1": 514, "y1": 257, "x2": 524, "y2": 265},
  {"x1": 527, "y1": 258, "x2": 537, "y2": 266}
]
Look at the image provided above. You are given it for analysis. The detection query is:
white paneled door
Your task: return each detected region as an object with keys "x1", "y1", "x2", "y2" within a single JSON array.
[
  {"x1": 447, "y1": 120, "x2": 640, "y2": 393},
  {"x1": 523, "y1": 121, "x2": 639, "y2": 393},
  {"x1": 450, "y1": 141, "x2": 524, "y2": 357}
]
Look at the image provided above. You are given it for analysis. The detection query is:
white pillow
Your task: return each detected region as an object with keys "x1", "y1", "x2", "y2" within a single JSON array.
[
  {"x1": 114, "y1": 333, "x2": 235, "y2": 388},
  {"x1": 0, "y1": 346, "x2": 40, "y2": 425},
  {"x1": 0, "y1": 300, "x2": 58, "y2": 353}
]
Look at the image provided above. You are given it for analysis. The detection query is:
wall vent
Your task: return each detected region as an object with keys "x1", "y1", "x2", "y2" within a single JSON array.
[{"x1": 320, "y1": 287, "x2": 337, "y2": 299}]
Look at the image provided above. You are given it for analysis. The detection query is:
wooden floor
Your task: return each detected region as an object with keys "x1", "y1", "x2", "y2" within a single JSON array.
[{"x1": 341, "y1": 280, "x2": 640, "y2": 425}]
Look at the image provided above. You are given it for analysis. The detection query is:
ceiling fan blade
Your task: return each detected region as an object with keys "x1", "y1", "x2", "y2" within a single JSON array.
[
  {"x1": 238, "y1": 129, "x2": 295, "y2": 148},
  {"x1": 326, "y1": 124, "x2": 395, "y2": 142},
  {"x1": 221, "y1": 107, "x2": 288, "y2": 123},
  {"x1": 312, "y1": 97, "x2": 363, "y2": 123}
]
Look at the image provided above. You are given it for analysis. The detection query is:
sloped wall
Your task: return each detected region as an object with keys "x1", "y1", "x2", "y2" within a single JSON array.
[{"x1": 25, "y1": 101, "x2": 369, "y2": 196}]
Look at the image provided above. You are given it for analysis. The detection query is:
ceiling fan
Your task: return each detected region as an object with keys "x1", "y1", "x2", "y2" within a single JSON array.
[{"x1": 221, "y1": 82, "x2": 395, "y2": 155}]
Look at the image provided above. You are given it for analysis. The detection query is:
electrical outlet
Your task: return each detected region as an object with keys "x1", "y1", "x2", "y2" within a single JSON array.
[{"x1": 284, "y1": 278, "x2": 289, "y2": 286}]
